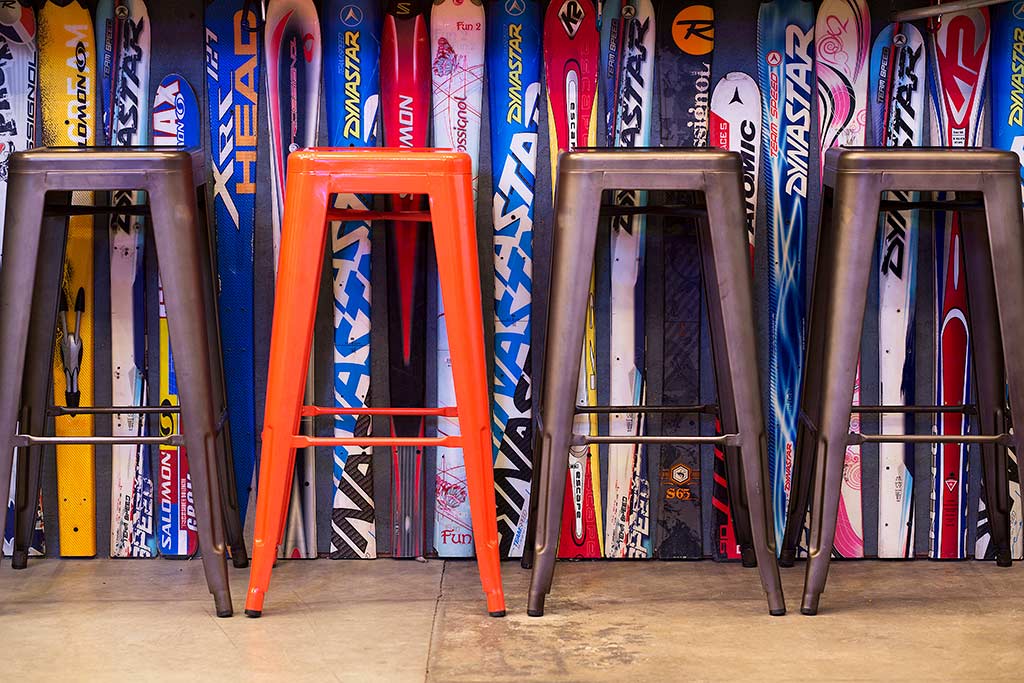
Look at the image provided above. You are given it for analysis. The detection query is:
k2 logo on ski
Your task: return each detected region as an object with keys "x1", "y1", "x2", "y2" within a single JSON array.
[{"x1": 559, "y1": 0, "x2": 584, "y2": 39}]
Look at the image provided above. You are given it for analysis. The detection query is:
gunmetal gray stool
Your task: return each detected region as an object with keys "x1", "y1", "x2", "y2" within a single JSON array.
[
  {"x1": 0, "y1": 148, "x2": 246, "y2": 617},
  {"x1": 528, "y1": 148, "x2": 785, "y2": 617},
  {"x1": 785, "y1": 148, "x2": 1024, "y2": 616}
]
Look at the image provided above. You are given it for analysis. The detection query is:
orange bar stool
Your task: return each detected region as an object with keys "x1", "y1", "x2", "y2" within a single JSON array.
[{"x1": 245, "y1": 148, "x2": 505, "y2": 618}]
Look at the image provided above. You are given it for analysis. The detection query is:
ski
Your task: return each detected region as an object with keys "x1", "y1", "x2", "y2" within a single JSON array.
[
  {"x1": 814, "y1": 0, "x2": 869, "y2": 559},
  {"x1": 98, "y1": 0, "x2": 155, "y2": 558},
  {"x1": 709, "y1": 70, "x2": 761, "y2": 560},
  {"x1": 488, "y1": 0, "x2": 541, "y2": 560},
  {"x1": 654, "y1": 0, "x2": 713, "y2": 560},
  {"x1": 542, "y1": 0, "x2": 602, "y2": 560},
  {"x1": 205, "y1": 0, "x2": 260, "y2": 529},
  {"x1": 265, "y1": 0, "x2": 321, "y2": 559},
  {"x1": 928, "y1": 8, "x2": 989, "y2": 560},
  {"x1": 431, "y1": 0, "x2": 485, "y2": 557},
  {"x1": 758, "y1": 0, "x2": 814, "y2": 550},
  {"x1": 152, "y1": 73, "x2": 201, "y2": 557},
  {"x1": 980, "y1": 4, "x2": 1023, "y2": 560},
  {"x1": 871, "y1": 22, "x2": 926, "y2": 559},
  {"x1": 382, "y1": 0, "x2": 430, "y2": 558},
  {"x1": 324, "y1": 0, "x2": 380, "y2": 560},
  {"x1": 1, "y1": 1, "x2": 41, "y2": 558}
]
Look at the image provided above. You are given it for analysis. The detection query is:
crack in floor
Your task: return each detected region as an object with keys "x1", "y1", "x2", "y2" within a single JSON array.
[{"x1": 423, "y1": 560, "x2": 448, "y2": 682}]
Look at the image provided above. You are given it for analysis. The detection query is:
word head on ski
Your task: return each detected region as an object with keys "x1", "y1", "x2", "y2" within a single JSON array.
[
  {"x1": 709, "y1": 70, "x2": 761, "y2": 560},
  {"x1": 488, "y1": 0, "x2": 541, "y2": 560},
  {"x1": 0, "y1": 2, "x2": 42, "y2": 558},
  {"x1": 383, "y1": 0, "x2": 430, "y2": 559},
  {"x1": 152, "y1": 74, "x2": 201, "y2": 557},
  {"x1": 542, "y1": 0, "x2": 602, "y2": 559},
  {"x1": 928, "y1": 8, "x2": 989, "y2": 560},
  {"x1": 431, "y1": 0, "x2": 485, "y2": 558},
  {"x1": 97, "y1": 0, "x2": 156, "y2": 558},
  {"x1": 265, "y1": 0, "x2": 322, "y2": 559},
  {"x1": 758, "y1": 0, "x2": 814, "y2": 550},
  {"x1": 205, "y1": 0, "x2": 261, "y2": 527},
  {"x1": 870, "y1": 22, "x2": 926, "y2": 559},
  {"x1": 324, "y1": 0, "x2": 380, "y2": 560},
  {"x1": 815, "y1": 0, "x2": 869, "y2": 559},
  {"x1": 654, "y1": 0, "x2": 714, "y2": 560},
  {"x1": 988, "y1": 3, "x2": 1024, "y2": 560}
]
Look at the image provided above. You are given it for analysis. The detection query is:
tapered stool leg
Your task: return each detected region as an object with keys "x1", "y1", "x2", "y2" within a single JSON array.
[
  {"x1": 430, "y1": 174, "x2": 506, "y2": 617},
  {"x1": 245, "y1": 172, "x2": 330, "y2": 617},
  {"x1": 527, "y1": 172, "x2": 603, "y2": 617}
]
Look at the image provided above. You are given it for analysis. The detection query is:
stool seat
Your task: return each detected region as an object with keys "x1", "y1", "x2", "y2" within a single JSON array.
[
  {"x1": 822, "y1": 146, "x2": 1019, "y2": 185},
  {"x1": 286, "y1": 147, "x2": 472, "y2": 179},
  {"x1": 559, "y1": 147, "x2": 742, "y2": 179},
  {"x1": 9, "y1": 146, "x2": 205, "y2": 186}
]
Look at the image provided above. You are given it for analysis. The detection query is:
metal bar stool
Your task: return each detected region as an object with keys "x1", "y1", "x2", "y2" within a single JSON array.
[
  {"x1": 784, "y1": 148, "x2": 1024, "y2": 615},
  {"x1": 527, "y1": 148, "x2": 785, "y2": 617},
  {"x1": 0, "y1": 147, "x2": 246, "y2": 617},
  {"x1": 244, "y1": 148, "x2": 506, "y2": 618}
]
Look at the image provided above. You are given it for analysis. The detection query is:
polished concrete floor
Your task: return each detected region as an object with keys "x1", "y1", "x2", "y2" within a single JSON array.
[{"x1": 1, "y1": 557, "x2": 1022, "y2": 681}]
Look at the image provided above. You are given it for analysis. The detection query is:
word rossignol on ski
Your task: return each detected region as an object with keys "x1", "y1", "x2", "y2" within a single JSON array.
[
  {"x1": 603, "y1": 0, "x2": 655, "y2": 560},
  {"x1": 382, "y1": 0, "x2": 430, "y2": 558},
  {"x1": 988, "y1": 2, "x2": 1024, "y2": 560},
  {"x1": 98, "y1": 0, "x2": 156, "y2": 558},
  {"x1": 655, "y1": 0, "x2": 714, "y2": 560},
  {"x1": 205, "y1": 0, "x2": 260, "y2": 529},
  {"x1": 758, "y1": 0, "x2": 814, "y2": 551},
  {"x1": 325, "y1": 0, "x2": 380, "y2": 560},
  {"x1": 709, "y1": 70, "x2": 760, "y2": 560},
  {"x1": 870, "y1": 22, "x2": 925, "y2": 559},
  {"x1": 1, "y1": 3, "x2": 42, "y2": 559},
  {"x1": 928, "y1": 9, "x2": 989, "y2": 560},
  {"x1": 488, "y1": 0, "x2": 541, "y2": 560},
  {"x1": 542, "y1": 0, "x2": 602, "y2": 560},
  {"x1": 815, "y1": 0, "x2": 869, "y2": 559},
  {"x1": 265, "y1": 0, "x2": 322, "y2": 559},
  {"x1": 152, "y1": 74, "x2": 201, "y2": 557},
  {"x1": 432, "y1": 0, "x2": 485, "y2": 558}
]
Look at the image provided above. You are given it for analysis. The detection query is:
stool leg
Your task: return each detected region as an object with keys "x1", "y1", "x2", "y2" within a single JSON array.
[
  {"x1": 524, "y1": 171, "x2": 602, "y2": 616},
  {"x1": 703, "y1": 172, "x2": 785, "y2": 615},
  {"x1": 430, "y1": 174, "x2": 506, "y2": 617},
  {"x1": 0, "y1": 172, "x2": 48, "y2": 562},
  {"x1": 149, "y1": 174, "x2": 232, "y2": 617},
  {"x1": 801, "y1": 176, "x2": 880, "y2": 615},
  {"x1": 244, "y1": 172, "x2": 329, "y2": 617}
]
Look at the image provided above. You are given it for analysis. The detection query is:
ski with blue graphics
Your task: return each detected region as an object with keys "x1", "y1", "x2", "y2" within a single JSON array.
[
  {"x1": 98, "y1": 0, "x2": 156, "y2": 558},
  {"x1": 757, "y1": 0, "x2": 814, "y2": 551},
  {"x1": 265, "y1": 0, "x2": 322, "y2": 559},
  {"x1": 488, "y1": 0, "x2": 541, "y2": 560},
  {"x1": 325, "y1": 0, "x2": 380, "y2": 560},
  {"x1": 153, "y1": 74, "x2": 201, "y2": 557},
  {"x1": 870, "y1": 22, "x2": 926, "y2": 559},
  {"x1": 205, "y1": 0, "x2": 261, "y2": 530},
  {"x1": 980, "y1": 4, "x2": 1023, "y2": 561},
  {"x1": 432, "y1": 0, "x2": 486, "y2": 557}
]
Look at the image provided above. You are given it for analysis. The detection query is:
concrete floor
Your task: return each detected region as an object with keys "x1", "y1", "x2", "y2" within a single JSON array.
[{"x1": 1, "y1": 559, "x2": 1022, "y2": 681}]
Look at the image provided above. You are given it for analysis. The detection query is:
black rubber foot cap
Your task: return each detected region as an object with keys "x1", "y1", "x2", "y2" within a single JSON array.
[
  {"x1": 489, "y1": 610, "x2": 506, "y2": 618},
  {"x1": 520, "y1": 559, "x2": 533, "y2": 570},
  {"x1": 217, "y1": 609, "x2": 233, "y2": 618},
  {"x1": 244, "y1": 609, "x2": 262, "y2": 618},
  {"x1": 778, "y1": 550, "x2": 796, "y2": 568},
  {"x1": 997, "y1": 553, "x2": 1012, "y2": 568},
  {"x1": 770, "y1": 608, "x2": 786, "y2": 617},
  {"x1": 233, "y1": 558, "x2": 250, "y2": 570},
  {"x1": 11, "y1": 551, "x2": 27, "y2": 570},
  {"x1": 740, "y1": 548, "x2": 758, "y2": 568},
  {"x1": 800, "y1": 607, "x2": 817, "y2": 616},
  {"x1": 527, "y1": 609, "x2": 544, "y2": 617}
]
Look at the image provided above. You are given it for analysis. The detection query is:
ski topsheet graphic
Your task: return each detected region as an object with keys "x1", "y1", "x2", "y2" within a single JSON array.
[
  {"x1": 815, "y1": 0, "x2": 869, "y2": 559},
  {"x1": 265, "y1": 0, "x2": 321, "y2": 559},
  {"x1": 382, "y1": 0, "x2": 430, "y2": 558},
  {"x1": 758, "y1": 0, "x2": 814, "y2": 550},
  {"x1": 655, "y1": 0, "x2": 714, "y2": 560},
  {"x1": 98, "y1": 0, "x2": 155, "y2": 558},
  {"x1": 488, "y1": 0, "x2": 541, "y2": 560},
  {"x1": 871, "y1": 22, "x2": 926, "y2": 559},
  {"x1": 928, "y1": 9, "x2": 989, "y2": 560},
  {"x1": 1, "y1": 2, "x2": 41, "y2": 559},
  {"x1": 988, "y1": 2, "x2": 1024, "y2": 560},
  {"x1": 153, "y1": 74, "x2": 201, "y2": 557},
  {"x1": 205, "y1": 0, "x2": 260, "y2": 528},
  {"x1": 325, "y1": 0, "x2": 380, "y2": 560},
  {"x1": 709, "y1": 70, "x2": 760, "y2": 560},
  {"x1": 542, "y1": 0, "x2": 602, "y2": 560},
  {"x1": 432, "y1": 0, "x2": 485, "y2": 558}
]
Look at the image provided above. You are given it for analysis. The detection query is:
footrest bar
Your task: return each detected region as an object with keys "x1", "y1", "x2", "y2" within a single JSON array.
[
  {"x1": 575, "y1": 403, "x2": 718, "y2": 415},
  {"x1": 326, "y1": 209, "x2": 432, "y2": 223},
  {"x1": 576, "y1": 433, "x2": 738, "y2": 446},
  {"x1": 851, "y1": 404, "x2": 976, "y2": 415},
  {"x1": 44, "y1": 204, "x2": 151, "y2": 218},
  {"x1": 14, "y1": 434, "x2": 185, "y2": 447},
  {"x1": 879, "y1": 199, "x2": 984, "y2": 213},
  {"x1": 849, "y1": 433, "x2": 1012, "y2": 446},
  {"x1": 50, "y1": 405, "x2": 179, "y2": 416},
  {"x1": 301, "y1": 405, "x2": 457, "y2": 418},
  {"x1": 290, "y1": 435, "x2": 461, "y2": 448},
  {"x1": 599, "y1": 203, "x2": 707, "y2": 218}
]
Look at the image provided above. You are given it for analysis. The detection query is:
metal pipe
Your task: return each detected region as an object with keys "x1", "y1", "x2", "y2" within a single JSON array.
[
  {"x1": 891, "y1": 0, "x2": 1009, "y2": 22},
  {"x1": 575, "y1": 403, "x2": 718, "y2": 415}
]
